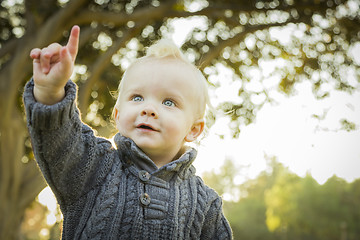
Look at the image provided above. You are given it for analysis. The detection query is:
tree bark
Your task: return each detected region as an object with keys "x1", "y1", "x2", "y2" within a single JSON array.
[{"x1": 0, "y1": 108, "x2": 46, "y2": 239}]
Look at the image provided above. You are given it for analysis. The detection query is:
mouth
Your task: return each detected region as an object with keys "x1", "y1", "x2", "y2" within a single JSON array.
[{"x1": 136, "y1": 123, "x2": 158, "y2": 131}]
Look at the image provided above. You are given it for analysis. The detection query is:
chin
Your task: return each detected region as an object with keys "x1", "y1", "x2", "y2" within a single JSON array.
[{"x1": 135, "y1": 141, "x2": 159, "y2": 152}]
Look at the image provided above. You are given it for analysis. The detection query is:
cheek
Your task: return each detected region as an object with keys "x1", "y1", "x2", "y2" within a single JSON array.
[
  {"x1": 115, "y1": 116, "x2": 123, "y2": 132},
  {"x1": 117, "y1": 115, "x2": 131, "y2": 129},
  {"x1": 165, "y1": 115, "x2": 192, "y2": 138},
  {"x1": 115, "y1": 108, "x2": 134, "y2": 131}
]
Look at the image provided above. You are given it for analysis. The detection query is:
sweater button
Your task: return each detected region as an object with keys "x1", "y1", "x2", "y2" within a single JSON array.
[
  {"x1": 139, "y1": 170, "x2": 151, "y2": 182},
  {"x1": 140, "y1": 193, "x2": 151, "y2": 206}
]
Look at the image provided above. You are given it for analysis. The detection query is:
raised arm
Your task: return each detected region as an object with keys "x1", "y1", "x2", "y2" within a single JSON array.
[
  {"x1": 30, "y1": 25, "x2": 80, "y2": 105},
  {"x1": 24, "y1": 26, "x2": 117, "y2": 205}
]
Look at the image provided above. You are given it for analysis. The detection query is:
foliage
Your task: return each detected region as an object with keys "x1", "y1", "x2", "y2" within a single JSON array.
[
  {"x1": 1, "y1": 0, "x2": 359, "y2": 238},
  {"x1": 203, "y1": 156, "x2": 360, "y2": 240},
  {"x1": 21, "y1": 199, "x2": 62, "y2": 240}
]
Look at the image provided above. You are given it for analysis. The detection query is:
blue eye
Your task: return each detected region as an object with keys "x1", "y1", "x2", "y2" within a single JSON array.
[
  {"x1": 132, "y1": 95, "x2": 143, "y2": 102},
  {"x1": 163, "y1": 99, "x2": 175, "y2": 107}
]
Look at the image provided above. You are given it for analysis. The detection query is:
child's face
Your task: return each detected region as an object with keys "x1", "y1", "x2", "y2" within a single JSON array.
[{"x1": 114, "y1": 58, "x2": 204, "y2": 161}]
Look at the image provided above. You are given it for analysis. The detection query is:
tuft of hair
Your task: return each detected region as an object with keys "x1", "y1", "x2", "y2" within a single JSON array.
[{"x1": 145, "y1": 39, "x2": 188, "y2": 62}]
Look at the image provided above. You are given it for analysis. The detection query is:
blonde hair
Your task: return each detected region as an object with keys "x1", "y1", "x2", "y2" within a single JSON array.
[
  {"x1": 146, "y1": 39, "x2": 187, "y2": 59},
  {"x1": 114, "y1": 39, "x2": 210, "y2": 119}
]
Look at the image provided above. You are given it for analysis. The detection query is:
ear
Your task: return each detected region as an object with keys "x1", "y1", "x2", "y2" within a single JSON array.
[
  {"x1": 185, "y1": 119, "x2": 204, "y2": 142},
  {"x1": 113, "y1": 108, "x2": 120, "y2": 131},
  {"x1": 114, "y1": 108, "x2": 119, "y2": 120}
]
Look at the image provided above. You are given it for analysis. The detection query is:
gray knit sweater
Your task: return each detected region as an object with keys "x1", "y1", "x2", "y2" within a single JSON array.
[{"x1": 23, "y1": 79, "x2": 233, "y2": 240}]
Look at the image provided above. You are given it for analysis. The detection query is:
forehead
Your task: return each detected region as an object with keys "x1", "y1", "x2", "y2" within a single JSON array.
[{"x1": 121, "y1": 58, "x2": 199, "y2": 95}]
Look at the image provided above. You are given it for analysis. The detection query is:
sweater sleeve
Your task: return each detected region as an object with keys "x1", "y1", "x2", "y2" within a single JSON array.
[
  {"x1": 23, "y1": 79, "x2": 116, "y2": 206},
  {"x1": 201, "y1": 196, "x2": 233, "y2": 240}
]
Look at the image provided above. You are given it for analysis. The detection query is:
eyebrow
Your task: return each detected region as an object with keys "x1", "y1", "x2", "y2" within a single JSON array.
[
  {"x1": 160, "y1": 87, "x2": 186, "y2": 103},
  {"x1": 122, "y1": 86, "x2": 186, "y2": 105},
  {"x1": 120, "y1": 84, "x2": 144, "y2": 96}
]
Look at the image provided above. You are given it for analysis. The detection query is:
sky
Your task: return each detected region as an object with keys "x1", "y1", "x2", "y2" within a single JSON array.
[{"x1": 194, "y1": 82, "x2": 360, "y2": 185}]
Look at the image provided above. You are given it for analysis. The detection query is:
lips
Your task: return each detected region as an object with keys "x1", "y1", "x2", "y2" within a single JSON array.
[{"x1": 136, "y1": 123, "x2": 159, "y2": 132}]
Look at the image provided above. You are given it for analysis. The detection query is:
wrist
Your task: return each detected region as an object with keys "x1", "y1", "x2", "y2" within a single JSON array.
[{"x1": 33, "y1": 84, "x2": 65, "y2": 105}]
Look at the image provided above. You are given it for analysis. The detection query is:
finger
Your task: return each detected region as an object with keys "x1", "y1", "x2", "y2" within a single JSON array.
[
  {"x1": 58, "y1": 46, "x2": 74, "y2": 78},
  {"x1": 32, "y1": 57, "x2": 42, "y2": 77},
  {"x1": 40, "y1": 44, "x2": 62, "y2": 74},
  {"x1": 30, "y1": 48, "x2": 41, "y2": 59},
  {"x1": 43, "y1": 43, "x2": 62, "y2": 55},
  {"x1": 40, "y1": 51, "x2": 51, "y2": 74},
  {"x1": 59, "y1": 46, "x2": 71, "y2": 68},
  {"x1": 31, "y1": 48, "x2": 43, "y2": 79},
  {"x1": 66, "y1": 25, "x2": 80, "y2": 61}
]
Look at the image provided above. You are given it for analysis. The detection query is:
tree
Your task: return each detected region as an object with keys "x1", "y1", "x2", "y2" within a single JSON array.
[
  {"x1": 347, "y1": 179, "x2": 360, "y2": 239},
  {"x1": 225, "y1": 156, "x2": 282, "y2": 240},
  {"x1": 202, "y1": 158, "x2": 241, "y2": 198},
  {"x1": 202, "y1": 155, "x2": 286, "y2": 239},
  {"x1": 265, "y1": 171, "x2": 360, "y2": 240},
  {"x1": 0, "y1": 0, "x2": 359, "y2": 238},
  {"x1": 203, "y1": 156, "x2": 360, "y2": 240}
]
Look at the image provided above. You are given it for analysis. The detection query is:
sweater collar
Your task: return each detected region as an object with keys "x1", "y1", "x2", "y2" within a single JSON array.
[{"x1": 114, "y1": 133, "x2": 197, "y2": 178}]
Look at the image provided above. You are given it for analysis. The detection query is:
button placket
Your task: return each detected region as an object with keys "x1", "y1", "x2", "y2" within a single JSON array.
[{"x1": 139, "y1": 170, "x2": 152, "y2": 207}]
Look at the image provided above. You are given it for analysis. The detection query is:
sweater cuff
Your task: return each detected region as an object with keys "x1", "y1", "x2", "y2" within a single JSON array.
[{"x1": 23, "y1": 78, "x2": 79, "y2": 130}]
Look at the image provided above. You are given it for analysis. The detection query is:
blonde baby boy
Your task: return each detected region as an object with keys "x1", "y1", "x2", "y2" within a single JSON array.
[{"x1": 24, "y1": 25, "x2": 232, "y2": 239}]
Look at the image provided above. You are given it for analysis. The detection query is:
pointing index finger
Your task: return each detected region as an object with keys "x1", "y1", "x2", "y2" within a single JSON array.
[{"x1": 66, "y1": 25, "x2": 80, "y2": 61}]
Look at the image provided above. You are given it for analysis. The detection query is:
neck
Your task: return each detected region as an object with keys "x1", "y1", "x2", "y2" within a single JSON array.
[{"x1": 147, "y1": 147, "x2": 186, "y2": 168}]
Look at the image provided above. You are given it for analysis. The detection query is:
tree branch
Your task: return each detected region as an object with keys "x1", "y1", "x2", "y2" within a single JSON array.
[
  {"x1": 78, "y1": 26, "x2": 100, "y2": 49},
  {"x1": 19, "y1": 160, "x2": 46, "y2": 210},
  {"x1": 0, "y1": 39, "x2": 18, "y2": 60},
  {"x1": 197, "y1": 21, "x2": 298, "y2": 69},
  {"x1": 34, "y1": 0, "x2": 89, "y2": 46},
  {"x1": 6, "y1": 0, "x2": 89, "y2": 119},
  {"x1": 70, "y1": 2, "x2": 173, "y2": 28},
  {"x1": 78, "y1": 21, "x2": 147, "y2": 113}
]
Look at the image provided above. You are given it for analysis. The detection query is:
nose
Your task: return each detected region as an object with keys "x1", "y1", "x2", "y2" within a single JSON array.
[{"x1": 141, "y1": 105, "x2": 158, "y2": 118}]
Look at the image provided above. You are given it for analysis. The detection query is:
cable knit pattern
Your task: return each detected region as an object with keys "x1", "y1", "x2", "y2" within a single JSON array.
[
  {"x1": 80, "y1": 159, "x2": 122, "y2": 239},
  {"x1": 178, "y1": 179, "x2": 190, "y2": 239},
  {"x1": 190, "y1": 179, "x2": 207, "y2": 239},
  {"x1": 119, "y1": 169, "x2": 139, "y2": 239},
  {"x1": 23, "y1": 79, "x2": 232, "y2": 240}
]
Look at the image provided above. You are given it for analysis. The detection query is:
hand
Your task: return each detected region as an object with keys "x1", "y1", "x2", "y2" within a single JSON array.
[{"x1": 30, "y1": 25, "x2": 80, "y2": 105}]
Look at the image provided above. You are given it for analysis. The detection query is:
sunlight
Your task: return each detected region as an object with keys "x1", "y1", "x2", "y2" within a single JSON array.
[
  {"x1": 38, "y1": 187, "x2": 62, "y2": 226},
  {"x1": 170, "y1": 16, "x2": 207, "y2": 46},
  {"x1": 349, "y1": 42, "x2": 360, "y2": 65},
  {"x1": 0, "y1": 0, "x2": 24, "y2": 8},
  {"x1": 195, "y1": 81, "x2": 360, "y2": 185}
]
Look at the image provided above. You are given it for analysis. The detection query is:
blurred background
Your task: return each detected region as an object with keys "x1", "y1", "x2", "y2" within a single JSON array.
[{"x1": 0, "y1": 0, "x2": 359, "y2": 239}]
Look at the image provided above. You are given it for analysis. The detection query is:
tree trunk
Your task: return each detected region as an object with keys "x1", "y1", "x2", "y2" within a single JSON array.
[
  {"x1": 0, "y1": 105, "x2": 47, "y2": 239},
  {"x1": 0, "y1": 26, "x2": 47, "y2": 238}
]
